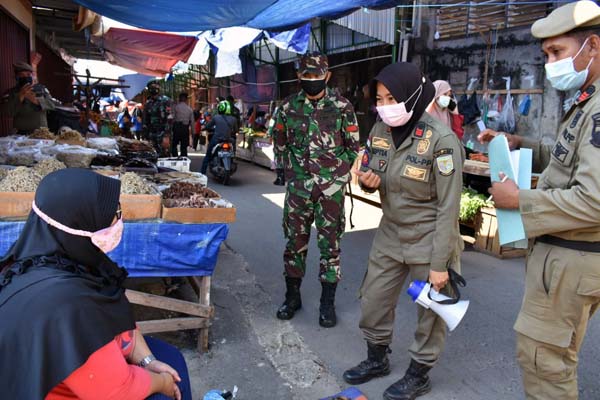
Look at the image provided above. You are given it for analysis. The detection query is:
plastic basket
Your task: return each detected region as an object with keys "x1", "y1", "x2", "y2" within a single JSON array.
[{"x1": 157, "y1": 157, "x2": 191, "y2": 172}]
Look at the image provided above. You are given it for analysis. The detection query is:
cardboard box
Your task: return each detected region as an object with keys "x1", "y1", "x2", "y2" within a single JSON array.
[
  {"x1": 161, "y1": 206, "x2": 236, "y2": 223},
  {"x1": 0, "y1": 192, "x2": 35, "y2": 218},
  {"x1": 120, "y1": 194, "x2": 162, "y2": 220}
]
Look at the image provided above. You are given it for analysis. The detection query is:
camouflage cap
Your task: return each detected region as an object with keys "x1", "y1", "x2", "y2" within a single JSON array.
[
  {"x1": 13, "y1": 61, "x2": 33, "y2": 73},
  {"x1": 297, "y1": 52, "x2": 328, "y2": 75},
  {"x1": 531, "y1": 0, "x2": 600, "y2": 39}
]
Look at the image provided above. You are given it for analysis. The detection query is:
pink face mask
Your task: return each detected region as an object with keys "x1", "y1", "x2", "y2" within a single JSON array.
[
  {"x1": 376, "y1": 81, "x2": 424, "y2": 127},
  {"x1": 32, "y1": 201, "x2": 123, "y2": 253}
]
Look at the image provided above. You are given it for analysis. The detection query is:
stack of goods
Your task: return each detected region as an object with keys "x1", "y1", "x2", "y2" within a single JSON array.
[
  {"x1": 117, "y1": 138, "x2": 158, "y2": 163},
  {"x1": 56, "y1": 129, "x2": 85, "y2": 146},
  {"x1": 30, "y1": 128, "x2": 55, "y2": 139},
  {"x1": 33, "y1": 159, "x2": 66, "y2": 178},
  {"x1": 162, "y1": 182, "x2": 224, "y2": 208}
]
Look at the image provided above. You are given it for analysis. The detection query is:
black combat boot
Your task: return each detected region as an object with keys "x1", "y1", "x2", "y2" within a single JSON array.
[
  {"x1": 343, "y1": 342, "x2": 391, "y2": 384},
  {"x1": 273, "y1": 169, "x2": 285, "y2": 186},
  {"x1": 319, "y1": 282, "x2": 337, "y2": 328},
  {"x1": 383, "y1": 359, "x2": 432, "y2": 400},
  {"x1": 276, "y1": 277, "x2": 302, "y2": 320}
]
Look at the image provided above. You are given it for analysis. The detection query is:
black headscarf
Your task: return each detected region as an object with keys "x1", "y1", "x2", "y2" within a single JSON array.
[
  {"x1": 370, "y1": 62, "x2": 436, "y2": 148},
  {"x1": 0, "y1": 169, "x2": 135, "y2": 399}
]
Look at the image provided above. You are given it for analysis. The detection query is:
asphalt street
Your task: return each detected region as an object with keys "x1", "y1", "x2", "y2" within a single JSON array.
[{"x1": 185, "y1": 152, "x2": 600, "y2": 400}]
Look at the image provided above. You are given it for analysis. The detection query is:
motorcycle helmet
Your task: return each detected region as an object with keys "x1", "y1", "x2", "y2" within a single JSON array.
[{"x1": 217, "y1": 100, "x2": 231, "y2": 115}]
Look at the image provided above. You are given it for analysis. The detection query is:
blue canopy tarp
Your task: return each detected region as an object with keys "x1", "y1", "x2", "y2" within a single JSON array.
[{"x1": 74, "y1": 0, "x2": 404, "y2": 32}]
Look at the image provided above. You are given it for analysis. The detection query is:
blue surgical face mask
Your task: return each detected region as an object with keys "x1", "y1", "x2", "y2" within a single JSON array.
[{"x1": 545, "y1": 38, "x2": 594, "y2": 91}]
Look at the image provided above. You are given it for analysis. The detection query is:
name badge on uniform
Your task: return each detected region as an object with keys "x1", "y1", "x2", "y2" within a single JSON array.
[
  {"x1": 372, "y1": 137, "x2": 391, "y2": 150},
  {"x1": 402, "y1": 165, "x2": 427, "y2": 181},
  {"x1": 436, "y1": 154, "x2": 455, "y2": 176}
]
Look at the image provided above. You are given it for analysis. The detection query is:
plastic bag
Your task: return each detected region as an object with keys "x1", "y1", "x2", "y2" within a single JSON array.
[
  {"x1": 497, "y1": 93, "x2": 516, "y2": 133},
  {"x1": 519, "y1": 95, "x2": 531, "y2": 116}
]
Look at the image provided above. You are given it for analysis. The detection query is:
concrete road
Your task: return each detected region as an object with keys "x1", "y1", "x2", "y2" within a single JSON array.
[{"x1": 187, "y1": 153, "x2": 600, "y2": 400}]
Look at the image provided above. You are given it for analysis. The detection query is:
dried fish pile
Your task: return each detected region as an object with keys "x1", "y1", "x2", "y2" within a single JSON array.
[
  {"x1": 120, "y1": 172, "x2": 155, "y2": 195},
  {"x1": 117, "y1": 138, "x2": 158, "y2": 162},
  {"x1": 162, "y1": 182, "x2": 220, "y2": 208},
  {"x1": 58, "y1": 129, "x2": 84, "y2": 142},
  {"x1": 30, "y1": 128, "x2": 55, "y2": 139},
  {"x1": 33, "y1": 158, "x2": 66, "y2": 177},
  {"x1": 162, "y1": 182, "x2": 219, "y2": 200},
  {"x1": 163, "y1": 195, "x2": 211, "y2": 208},
  {"x1": 0, "y1": 167, "x2": 41, "y2": 192}
]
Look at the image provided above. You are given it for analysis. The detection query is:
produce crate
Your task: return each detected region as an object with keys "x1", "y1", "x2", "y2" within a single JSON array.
[
  {"x1": 119, "y1": 194, "x2": 162, "y2": 220},
  {"x1": 161, "y1": 206, "x2": 236, "y2": 224},
  {"x1": 472, "y1": 207, "x2": 527, "y2": 259},
  {"x1": 0, "y1": 192, "x2": 35, "y2": 219},
  {"x1": 157, "y1": 157, "x2": 191, "y2": 172}
]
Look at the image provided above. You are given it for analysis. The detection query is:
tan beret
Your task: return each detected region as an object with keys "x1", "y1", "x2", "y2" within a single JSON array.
[
  {"x1": 13, "y1": 61, "x2": 33, "y2": 72},
  {"x1": 532, "y1": 0, "x2": 600, "y2": 39}
]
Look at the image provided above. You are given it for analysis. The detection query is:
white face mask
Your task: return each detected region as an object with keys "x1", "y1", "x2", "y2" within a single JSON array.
[
  {"x1": 545, "y1": 38, "x2": 594, "y2": 91},
  {"x1": 376, "y1": 84, "x2": 423, "y2": 127},
  {"x1": 437, "y1": 95, "x2": 451, "y2": 109}
]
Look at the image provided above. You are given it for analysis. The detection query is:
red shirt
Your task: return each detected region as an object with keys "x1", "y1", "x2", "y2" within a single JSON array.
[{"x1": 46, "y1": 330, "x2": 151, "y2": 400}]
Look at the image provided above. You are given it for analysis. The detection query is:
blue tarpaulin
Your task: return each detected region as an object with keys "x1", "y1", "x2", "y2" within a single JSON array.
[
  {"x1": 0, "y1": 221, "x2": 229, "y2": 278},
  {"x1": 74, "y1": 0, "x2": 404, "y2": 32}
]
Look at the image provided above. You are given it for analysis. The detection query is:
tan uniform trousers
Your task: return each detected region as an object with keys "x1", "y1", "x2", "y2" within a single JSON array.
[
  {"x1": 358, "y1": 244, "x2": 460, "y2": 367},
  {"x1": 515, "y1": 242, "x2": 600, "y2": 399}
]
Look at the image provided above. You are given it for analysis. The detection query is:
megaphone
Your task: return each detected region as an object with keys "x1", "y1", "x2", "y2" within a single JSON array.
[{"x1": 407, "y1": 280, "x2": 469, "y2": 331}]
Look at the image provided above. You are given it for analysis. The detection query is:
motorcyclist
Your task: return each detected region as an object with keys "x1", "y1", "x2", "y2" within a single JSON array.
[{"x1": 200, "y1": 100, "x2": 238, "y2": 175}]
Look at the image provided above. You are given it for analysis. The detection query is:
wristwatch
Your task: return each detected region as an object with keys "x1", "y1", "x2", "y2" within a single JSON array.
[{"x1": 138, "y1": 354, "x2": 156, "y2": 368}]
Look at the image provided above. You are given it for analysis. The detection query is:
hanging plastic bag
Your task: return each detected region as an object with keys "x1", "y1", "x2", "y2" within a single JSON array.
[
  {"x1": 519, "y1": 95, "x2": 531, "y2": 116},
  {"x1": 496, "y1": 77, "x2": 516, "y2": 133}
]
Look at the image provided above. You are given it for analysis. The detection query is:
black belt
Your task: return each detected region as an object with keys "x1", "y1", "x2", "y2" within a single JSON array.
[{"x1": 537, "y1": 235, "x2": 600, "y2": 253}]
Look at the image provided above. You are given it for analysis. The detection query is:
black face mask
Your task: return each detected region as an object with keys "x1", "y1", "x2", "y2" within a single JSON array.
[
  {"x1": 17, "y1": 76, "x2": 33, "y2": 87},
  {"x1": 300, "y1": 79, "x2": 326, "y2": 97}
]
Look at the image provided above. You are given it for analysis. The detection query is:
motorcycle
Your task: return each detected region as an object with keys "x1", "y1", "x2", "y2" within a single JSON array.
[{"x1": 209, "y1": 139, "x2": 237, "y2": 185}]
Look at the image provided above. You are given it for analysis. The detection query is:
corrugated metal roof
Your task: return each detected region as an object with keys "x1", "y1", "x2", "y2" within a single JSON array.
[{"x1": 332, "y1": 7, "x2": 396, "y2": 45}]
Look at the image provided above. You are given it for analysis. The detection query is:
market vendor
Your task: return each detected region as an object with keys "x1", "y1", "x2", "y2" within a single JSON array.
[
  {"x1": 143, "y1": 81, "x2": 171, "y2": 156},
  {"x1": 479, "y1": 1, "x2": 600, "y2": 398},
  {"x1": 0, "y1": 61, "x2": 56, "y2": 135}
]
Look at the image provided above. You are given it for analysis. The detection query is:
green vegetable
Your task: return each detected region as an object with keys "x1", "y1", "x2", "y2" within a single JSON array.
[{"x1": 460, "y1": 188, "x2": 492, "y2": 222}]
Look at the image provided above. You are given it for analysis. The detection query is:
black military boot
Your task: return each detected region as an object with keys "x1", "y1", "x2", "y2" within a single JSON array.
[
  {"x1": 273, "y1": 168, "x2": 285, "y2": 186},
  {"x1": 276, "y1": 277, "x2": 302, "y2": 320},
  {"x1": 343, "y1": 342, "x2": 391, "y2": 384},
  {"x1": 383, "y1": 359, "x2": 432, "y2": 400},
  {"x1": 319, "y1": 282, "x2": 337, "y2": 327}
]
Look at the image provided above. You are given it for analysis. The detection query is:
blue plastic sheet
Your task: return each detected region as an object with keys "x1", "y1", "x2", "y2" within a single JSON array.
[
  {"x1": 0, "y1": 221, "x2": 229, "y2": 278},
  {"x1": 73, "y1": 0, "x2": 404, "y2": 32}
]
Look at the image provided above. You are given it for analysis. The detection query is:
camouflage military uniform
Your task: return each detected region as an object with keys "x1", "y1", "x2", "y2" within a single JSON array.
[
  {"x1": 269, "y1": 87, "x2": 360, "y2": 283},
  {"x1": 143, "y1": 95, "x2": 171, "y2": 153}
]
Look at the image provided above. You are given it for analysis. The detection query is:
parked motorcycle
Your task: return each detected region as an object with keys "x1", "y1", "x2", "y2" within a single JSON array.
[{"x1": 209, "y1": 139, "x2": 237, "y2": 185}]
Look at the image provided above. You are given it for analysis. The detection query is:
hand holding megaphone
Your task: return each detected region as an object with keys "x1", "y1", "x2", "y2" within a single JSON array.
[{"x1": 407, "y1": 270, "x2": 469, "y2": 331}]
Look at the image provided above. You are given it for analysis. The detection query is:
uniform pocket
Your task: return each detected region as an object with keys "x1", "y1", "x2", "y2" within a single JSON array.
[
  {"x1": 395, "y1": 159, "x2": 432, "y2": 200},
  {"x1": 577, "y1": 275, "x2": 600, "y2": 298},
  {"x1": 534, "y1": 346, "x2": 568, "y2": 381},
  {"x1": 286, "y1": 113, "x2": 310, "y2": 147},
  {"x1": 317, "y1": 112, "x2": 342, "y2": 148}
]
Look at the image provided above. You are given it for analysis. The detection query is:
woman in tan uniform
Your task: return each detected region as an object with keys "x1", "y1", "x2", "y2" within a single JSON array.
[{"x1": 343, "y1": 63, "x2": 465, "y2": 400}]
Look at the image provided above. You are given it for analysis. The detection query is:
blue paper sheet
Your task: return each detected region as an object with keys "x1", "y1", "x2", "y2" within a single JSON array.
[
  {"x1": 488, "y1": 135, "x2": 531, "y2": 247},
  {"x1": 0, "y1": 221, "x2": 229, "y2": 278}
]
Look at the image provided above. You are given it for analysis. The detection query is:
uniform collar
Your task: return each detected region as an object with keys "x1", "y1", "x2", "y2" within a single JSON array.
[{"x1": 575, "y1": 82, "x2": 597, "y2": 106}]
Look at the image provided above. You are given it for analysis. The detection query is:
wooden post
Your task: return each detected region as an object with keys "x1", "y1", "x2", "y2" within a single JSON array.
[{"x1": 193, "y1": 276, "x2": 211, "y2": 353}]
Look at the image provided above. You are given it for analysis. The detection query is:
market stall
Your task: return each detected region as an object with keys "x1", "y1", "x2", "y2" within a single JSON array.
[
  {"x1": 236, "y1": 128, "x2": 275, "y2": 169},
  {"x1": 0, "y1": 131, "x2": 236, "y2": 352}
]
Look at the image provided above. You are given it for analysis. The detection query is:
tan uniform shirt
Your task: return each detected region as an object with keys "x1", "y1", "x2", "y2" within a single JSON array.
[
  {"x1": 361, "y1": 113, "x2": 465, "y2": 271},
  {"x1": 0, "y1": 85, "x2": 55, "y2": 133},
  {"x1": 519, "y1": 81, "x2": 600, "y2": 241}
]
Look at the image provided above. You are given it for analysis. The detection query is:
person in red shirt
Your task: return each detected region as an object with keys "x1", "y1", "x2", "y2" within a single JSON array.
[{"x1": 0, "y1": 168, "x2": 190, "y2": 399}]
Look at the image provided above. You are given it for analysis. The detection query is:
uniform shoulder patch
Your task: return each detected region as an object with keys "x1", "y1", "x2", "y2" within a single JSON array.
[
  {"x1": 436, "y1": 154, "x2": 455, "y2": 176},
  {"x1": 591, "y1": 113, "x2": 600, "y2": 148}
]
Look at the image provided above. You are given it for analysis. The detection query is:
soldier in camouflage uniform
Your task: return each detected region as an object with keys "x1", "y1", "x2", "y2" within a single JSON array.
[
  {"x1": 268, "y1": 52, "x2": 360, "y2": 328},
  {"x1": 143, "y1": 81, "x2": 171, "y2": 155}
]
